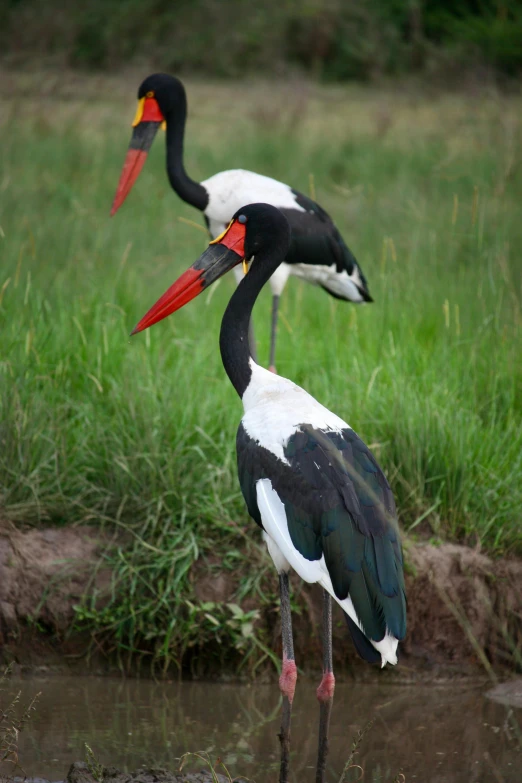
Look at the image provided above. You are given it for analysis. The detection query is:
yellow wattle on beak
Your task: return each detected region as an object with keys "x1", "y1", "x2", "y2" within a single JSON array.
[
  {"x1": 131, "y1": 98, "x2": 167, "y2": 130},
  {"x1": 211, "y1": 226, "x2": 248, "y2": 274},
  {"x1": 210, "y1": 220, "x2": 233, "y2": 245},
  {"x1": 132, "y1": 97, "x2": 145, "y2": 127}
]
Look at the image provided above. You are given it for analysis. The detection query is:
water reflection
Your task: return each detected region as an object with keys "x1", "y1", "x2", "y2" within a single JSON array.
[{"x1": 1, "y1": 676, "x2": 520, "y2": 782}]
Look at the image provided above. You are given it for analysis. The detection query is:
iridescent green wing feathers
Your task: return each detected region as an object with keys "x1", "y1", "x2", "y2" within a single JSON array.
[{"x1": 236, "y1": 423, "x2": 406, "y2": 643}]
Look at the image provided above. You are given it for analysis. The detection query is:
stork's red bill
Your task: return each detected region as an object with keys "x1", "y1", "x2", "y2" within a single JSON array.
[
  {"x1": 110, "y1": 94, "x2": 166, "y2": 216},
  {"x1": 131, "y1": 218, "x2": 247, "y2": 335}
]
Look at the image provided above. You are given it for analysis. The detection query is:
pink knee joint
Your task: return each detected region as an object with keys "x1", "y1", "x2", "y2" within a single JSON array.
[
  {"x1": 316, "y1": 671, "x2": 335, "y2": 702},
  {"x1": 279, "y1": 656, "x2": 297, "y2": 703}
]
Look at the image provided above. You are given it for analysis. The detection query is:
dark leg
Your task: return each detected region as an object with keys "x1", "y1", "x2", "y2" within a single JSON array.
[
  {"x1": 316, "y1": 590, "x2": 335, "y2": 783},
  {"x1": 278, "y1": 571, "x2": 297, "y2": 783},
  {"x1": 248, "y1": 317, "x2": 258, "y2": 364},
  {"x1": 269, "y1": 295, "x2": 280, "y2": 374}
]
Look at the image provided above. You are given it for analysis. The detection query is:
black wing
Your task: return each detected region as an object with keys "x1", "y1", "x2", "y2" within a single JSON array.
[
  {"x1": 278, "y1": 190, "x2": 372, "y2": 302},
  {"x1": 236, "y1": 423, "x2": 406, "y2": 655}
]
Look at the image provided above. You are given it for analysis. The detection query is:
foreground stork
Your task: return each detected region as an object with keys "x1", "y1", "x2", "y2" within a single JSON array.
[
  {"x1": 131, "y1": 204, "x2": 406, "y2": 783},
  {"x1": 112, "y1": 73, "x2": 372, "y2": 371}
]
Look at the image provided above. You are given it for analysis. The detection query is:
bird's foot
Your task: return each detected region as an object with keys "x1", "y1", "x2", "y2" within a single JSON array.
[
  {"x1": 279, "y1": 657, "x2": 297, "y2": 704},
  {"x1": 316, "y1": 671, "x2": 335, "y2": 703},
  {"x1": 268, "y1": 364, "x2": 277, "y2": 374}
]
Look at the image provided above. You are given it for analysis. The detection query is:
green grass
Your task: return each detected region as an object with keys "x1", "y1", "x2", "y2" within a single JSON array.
[{"x1": 1, "y1": 74, "x2": 521, "y2": 668}]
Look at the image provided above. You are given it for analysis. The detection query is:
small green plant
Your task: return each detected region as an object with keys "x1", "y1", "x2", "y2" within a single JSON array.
[
  {"x1": 338, "y1": 719, "x2": 407, "y2": 782},
  {"x1": 338, "y1": 719, "x2": 374, "y2": 783},
  {"x1": 0, "y1": 666, "x2": 40, "y2": 777},
  {"x1": 73, "y1": 593, "x2": 278, "y2": 676},
  {"x1": 85, "y1": 742, "x2": 104, "y2": 783}
]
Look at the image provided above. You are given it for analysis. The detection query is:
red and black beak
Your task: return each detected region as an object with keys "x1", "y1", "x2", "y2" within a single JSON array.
[
  {"x1": 110, "y1": 96, "x2": 166, "y2": 216},
  {"x1": 131, "y1": 219, "x2": 246, "y2": 335}
]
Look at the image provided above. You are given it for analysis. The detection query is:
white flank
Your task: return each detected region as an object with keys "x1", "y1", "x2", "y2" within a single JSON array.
[
  {"x1": 241, "y1": 361, "x2": 348, "y2": 463},
  {"x1": 232, "y1": 265, "x2": 244, "y2": 286},
  {"x1": 290, "y1": 263, "x2": 365, "y2": 303},
  {"x1": 267, "y1": 262, "x2": 292, "y2": 297},
  {"x1": 264, "y1": 532, "x2": 291, "y2": 573},
  {"x1": 257, "y1": 479, "x2": 399, "y2": 667}
]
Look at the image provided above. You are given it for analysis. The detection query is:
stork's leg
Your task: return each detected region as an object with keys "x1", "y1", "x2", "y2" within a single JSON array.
[
  {"x1": 278, "y1": 571, "x2": 296, "y2": 783},
  {"x1": 268, "y1": 295, "x2": 280, "y2": 374},
  {"x1": 315, "y1": 589, "x2": 335, "y2": 783}
]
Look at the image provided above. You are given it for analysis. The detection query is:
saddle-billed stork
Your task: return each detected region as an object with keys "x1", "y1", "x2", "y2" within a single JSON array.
[
  {"x1": 131, "y1": 204, "x2": 406, "y2": 783},
  {"x1": 112, "y1": 73, "x2": 372, "y2": 372}
]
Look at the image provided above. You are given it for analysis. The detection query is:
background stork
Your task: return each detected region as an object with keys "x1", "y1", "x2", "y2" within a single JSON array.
[
  {"x1": 131, "y1": 203, "x2": 406, "y2": 783},
  {"x1": 112, "y1": 73, "x2": 372, "y2": 371}
]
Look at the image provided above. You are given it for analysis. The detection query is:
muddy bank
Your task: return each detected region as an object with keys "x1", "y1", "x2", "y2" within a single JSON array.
[{"x1": 0, "y1": 521, "x2": 520, "y2": 678}]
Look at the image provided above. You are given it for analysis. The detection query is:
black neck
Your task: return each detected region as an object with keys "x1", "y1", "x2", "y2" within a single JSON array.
[
  {"x1": 164, "y1": 102, "x2": 208, "y2": 212},
  {"x1": 219, "y1": 251, "x2": 281, "y2": 399}
]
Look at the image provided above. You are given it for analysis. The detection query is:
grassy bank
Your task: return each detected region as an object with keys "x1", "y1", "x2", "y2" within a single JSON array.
[{"x1": 1, "y1": 72, "x2": 521, "y2": 667}]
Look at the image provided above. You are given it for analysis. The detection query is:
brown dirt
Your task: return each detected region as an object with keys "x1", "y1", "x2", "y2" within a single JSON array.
[
  {"x1": 0, "y1": 519, "x2": 112, "y2": 667},
  {"x1": 0, "y1": 522, "x2": 520, "y2": 679},
  {"x1": 404, "y1": 543, "x2": 522, "y2": 668}
]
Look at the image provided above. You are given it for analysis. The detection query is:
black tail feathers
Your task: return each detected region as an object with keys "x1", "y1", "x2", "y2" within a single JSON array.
[{"x1": 344, "y1": 613, "x2": 382, "y2": 664}]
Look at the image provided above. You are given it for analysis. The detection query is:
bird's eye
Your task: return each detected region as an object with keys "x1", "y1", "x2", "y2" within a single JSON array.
[
  {"x1": 238, "y1": 215, "x2": 247, "y2": 224},
  {"x1": 146, "y1": 91, "x2": 155, "y2": 98}
]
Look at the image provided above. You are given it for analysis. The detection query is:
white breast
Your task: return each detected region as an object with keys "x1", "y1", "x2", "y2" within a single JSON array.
[
  {"x1": 241, "y1": 361, "x2": 349, "y2": 463},
  {"x1": 202, "y1": 169, "x2": 305, "y2": 227}
]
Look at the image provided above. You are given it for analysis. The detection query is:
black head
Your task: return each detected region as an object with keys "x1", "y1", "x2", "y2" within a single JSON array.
[
  {"x1": 137, "y1": 73, "x2": 186, "y2": 118},
  {"x1": 231, "y1": 203, "x2": 292, "y2": 264},
  {"x1": 110, "y1": 73, "x2": 187, "y2": 216}
]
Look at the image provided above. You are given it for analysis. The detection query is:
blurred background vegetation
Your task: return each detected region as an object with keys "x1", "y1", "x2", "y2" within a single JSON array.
[{"x1": 1, "y1": 0, "x2": 522, "y2": 81}]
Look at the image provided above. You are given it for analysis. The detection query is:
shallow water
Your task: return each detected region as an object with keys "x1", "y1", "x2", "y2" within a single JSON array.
[{"x1": 1, "y1": 675, "x2": 520, "y2": 782}]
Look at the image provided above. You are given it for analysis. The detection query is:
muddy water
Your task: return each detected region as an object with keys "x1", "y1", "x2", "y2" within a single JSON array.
[{"x1": 2, "y1": 676, "x2": 520, "y2": 782}]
